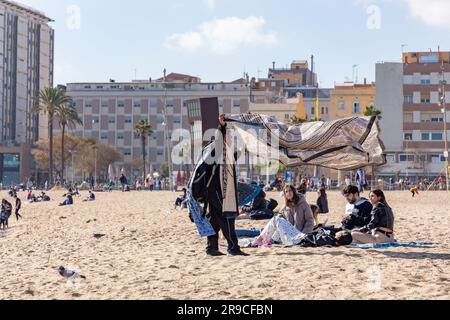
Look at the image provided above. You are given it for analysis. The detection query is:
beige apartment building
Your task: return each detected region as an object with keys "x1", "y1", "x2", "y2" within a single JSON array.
[
  {"x1": 65, "y1": 77, "x2": 278, "y2": 174},
  {"x1": 330, "y1": 81, "x2": 376, "y2": 119}
]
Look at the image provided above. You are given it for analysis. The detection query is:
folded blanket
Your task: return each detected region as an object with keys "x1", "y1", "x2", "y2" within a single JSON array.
[{"x1": 348, "y1": 242, "x2": 440, "y2": 249}]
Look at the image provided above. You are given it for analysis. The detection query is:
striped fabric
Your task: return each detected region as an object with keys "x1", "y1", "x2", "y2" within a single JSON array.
[{"x1": 226, "y1": 114, "x2": 386, "y2": 171}]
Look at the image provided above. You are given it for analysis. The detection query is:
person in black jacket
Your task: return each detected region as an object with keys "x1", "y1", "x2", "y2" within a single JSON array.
[
  {"x1": 316, "y1": 187, "x2": 329, "y2": 214},
  {"x1": 352, "y1": 189, "x2": 395, "y2": 244},
  {"x1": 341, "y1": 185, "x2": 373, "y2": 230},
  {"x1": 205, "y1": 115, "x2": 249, "y2": 257}
]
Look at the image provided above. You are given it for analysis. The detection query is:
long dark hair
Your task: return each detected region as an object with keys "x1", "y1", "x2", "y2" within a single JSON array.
[
  {"x1": 319, "y1": 187, "x2": 327, "y2": 199},
  {"x1": 370, "y1": 189, "x2": 390, "y2": 208},
  {"x1": 284, "y1": 185, "x2": 300, "y2": 207}
]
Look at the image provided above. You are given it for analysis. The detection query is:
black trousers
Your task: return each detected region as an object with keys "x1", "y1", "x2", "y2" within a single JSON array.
[{"x1": 207, "y1": 206, "x2": 240, "y2": 253}]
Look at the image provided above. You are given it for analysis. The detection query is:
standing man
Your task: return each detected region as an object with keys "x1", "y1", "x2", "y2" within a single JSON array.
[
  {"x1": 356, "y1": 168, "x2": 367, "y2": 193},
  {"x1": 119, "y1": 174, "x2": 128, "y2": 192},
  {"x1": 205, "y1": 115, "x2": 249, "y2": 257},
  {"x1": 14, "y1": 195, "x2": 22, "y2": 221}
]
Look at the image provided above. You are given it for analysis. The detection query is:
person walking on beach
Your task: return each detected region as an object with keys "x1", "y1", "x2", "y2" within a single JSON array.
[
  {"x1": 119, "y1": 174, "x2": 128, "y2": 192},
  {"x1": 14, "y1": 195, "x2": 22, "y2": 221},
  {"x1": 0, "y1": 199, "x2": 10, "y2": 230}
]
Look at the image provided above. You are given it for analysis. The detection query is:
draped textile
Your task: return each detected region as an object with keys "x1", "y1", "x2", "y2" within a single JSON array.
[{"x1": 225, "y1": 114, "x2": 386, "y2": 171}]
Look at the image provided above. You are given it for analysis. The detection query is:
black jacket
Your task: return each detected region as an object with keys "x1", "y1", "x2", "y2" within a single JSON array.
[
  {"x1": 360, "y1": 203, "x2": 395, "y2": 233},
  {"x1": 317, "y1": 195, "x2": 329, "y2": 214}
]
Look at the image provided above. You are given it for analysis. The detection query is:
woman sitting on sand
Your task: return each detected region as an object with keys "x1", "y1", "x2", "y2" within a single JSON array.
[
  {"x1": 252, "y1": 185, "x2": 315, "y2": 246},
  {"x1": 351, "y1": 189, "x2": 395, "y2": 244}
]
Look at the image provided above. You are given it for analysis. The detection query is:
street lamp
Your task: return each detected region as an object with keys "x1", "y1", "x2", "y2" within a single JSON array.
[
  {"x1": 69, "y1": 150, "x2": 77, "y2": 187},
  {"x1": 93, "y1": 145, "x2": 98, "y2": 189},
  {"x1": 163, "y1": 68, "x2": 174, "y2": 191},
  {"x1": 439, "y1": 61, "x2": 449, "y2": 192}
]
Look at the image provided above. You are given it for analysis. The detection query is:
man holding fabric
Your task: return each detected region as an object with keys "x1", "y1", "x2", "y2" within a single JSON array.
[{"x1": 205, "y1": 115, "x2": 249, "y2": 257}]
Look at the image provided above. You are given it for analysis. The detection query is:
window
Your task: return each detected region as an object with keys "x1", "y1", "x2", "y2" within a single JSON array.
[
  {"x1": 92, "y1": 117, "x2": 99, "y2": 124},
  {"x1": 404, "y1": 95, "x2": 413, "y2": 104},
  {"x1": 101, "y1": 133, "x2": 108, "y2": 140},
  {"x1": 338, "y1": 101, "x2": 345, "y2": 110},
  {"x1": 218, "y1": 99, "x2": 224, "y2": 109},
  {"x1": 432, "y1": 133, "x2": 443, "y2": 141},
  {"x1": 431, "y1": 117, "x2": 444, "y2": 123},
  {"x1": 421, "y1": 98, "x2": 431, "y2": 104},
  {"x1": 101, "y1": 100, "x2": 108, "y2": 108},
  {"x1": 117, "y1": 134, "x2": 124, "y2": 140},
  {"x1": 70, "y1": 101, "x2": 77, "y2": 108},
  {"x1": 167, "y1": 99, "x2": 174, "y2": 108},
  {"x1": 420, "y1": 79, "x2": 431, "y2": 85},
  {"x1": 421, "y1": 133, "x2": 430, "y2": 141},
  {"x1": 430, "y1": 154, "x2": 443, "y2": 164},
  {"x1": 403, "y1": 113, "x2": 413, "y2": 122},
  {"x1": 125, "y1": 117, "x2": 132, "y2": 124},
  {"x1": 285, "y1": 114, "x2": 290, "y2": 121},
  {"x1": 233, "y1": 100, "x2": 241, "y2": 108},
  {"x1": 117, "y1": 100, "x2": 125, "y2": 108},
  {"x1": 124, "y1": 150, "x2": 132, "y2": 156},
  {"x1": 150, "y1": 99, "x2": 158, "y2": 108},
  {"x1": 84, "y1": 100, "x2": 92, "y2": 108},
  {"x1": 134, "y1": 100, "x2": 141, "y2": 108},
  {"x1": 157, "y1": 150, "x2": 164, "y2": 156},
  {"x1": 399, "y1": 154, "x2": 414, "y2": 162},
  {"x1": 404, "y1": 133, "x2": 413, "y2": 141},
  {"x1": 174, "y1": 116, "x2": 181, "y2": 124},
  {"x1": 353, "y1": 102, "x2": 361, "y2": 114},
  {"x1": 386, "y1": 154, "x2": 396, "y2": 163},
  {"x1": 108, "y1": 117, "x2": 116, "y2": 124}
]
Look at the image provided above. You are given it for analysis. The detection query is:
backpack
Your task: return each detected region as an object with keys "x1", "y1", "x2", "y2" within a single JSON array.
[
  {"x1": 266, "y1": 199, "x2": 278, "y2": 211},
  {"x1": 250, "y1": 208, "x2": 274, "y2": 221}
]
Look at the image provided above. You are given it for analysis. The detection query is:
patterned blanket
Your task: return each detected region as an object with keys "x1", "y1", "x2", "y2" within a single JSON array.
[{"x1": 226, "y1": 114, "x2": 386, "y2": 170}]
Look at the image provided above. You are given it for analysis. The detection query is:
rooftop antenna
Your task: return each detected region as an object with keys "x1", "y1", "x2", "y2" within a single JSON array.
[{"x1": 352, "y1": 65, "x2": 359, "y2": 83}]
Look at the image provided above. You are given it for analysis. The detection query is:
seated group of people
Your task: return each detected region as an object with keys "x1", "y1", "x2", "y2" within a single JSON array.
[
  {"x1": 28, "y1": 191, "x2": 51, "y2": 203},
  {"x1": 252, "y1": 185, "x2": 395, "y2": 247},
  {"x1": 239, "y1": 188, "x2": 278, "y2": 220},
  {"x1": 59, "y1": 189, "x2": 95, "y2": 206}
]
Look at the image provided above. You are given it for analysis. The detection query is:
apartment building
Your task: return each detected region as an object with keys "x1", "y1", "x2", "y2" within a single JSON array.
[
  {"x1": 330, "y1": 81, "x2": 376, "y2": 120},
  {"x1": 0, "y1": 0, "x2": 54, "y2": 184},
  {"x1": 376, "y1": 51, "x2": 450, "y2": 179},
  {"x1": 65, "y1": 78, "x2": 275, "y2": 172}
]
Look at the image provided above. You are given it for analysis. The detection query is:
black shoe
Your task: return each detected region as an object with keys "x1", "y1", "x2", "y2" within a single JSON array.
[
  {"x1": 227, "y1": 250, "x2": 250, "y2": 257},
  {"x1": 206, "y1": 250, "x2": 226, "y2": 257}
]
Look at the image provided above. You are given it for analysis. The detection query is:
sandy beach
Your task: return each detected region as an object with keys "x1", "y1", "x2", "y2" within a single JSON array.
[{"x1": 0, "y1": 189, "x2": 449, "y2": 300}]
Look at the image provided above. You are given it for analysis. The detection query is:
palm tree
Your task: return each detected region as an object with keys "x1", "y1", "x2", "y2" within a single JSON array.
[
  {"x1": 134, "y1": 119, "x2": 153, "y2": 179},
  {"x1": 32, "y1": 87, "x2": 72, "y2": 185},
  {"x1": 55, "y1": 103, "x2": 83, "y2": 182},
  {"x1": 289, "y1": 115, "x2": 307, "y2": 125},
  {"x1": 364, "y1": 105, "x2": 382, "y2": 120}
]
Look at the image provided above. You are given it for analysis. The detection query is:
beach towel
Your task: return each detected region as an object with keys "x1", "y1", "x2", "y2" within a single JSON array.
[
  {"x1": 348, "y1": 242, "x2": 440, "y2": 249},
  {"x1": 225, "y1": 114, "x2": 386, "y2": 170}
]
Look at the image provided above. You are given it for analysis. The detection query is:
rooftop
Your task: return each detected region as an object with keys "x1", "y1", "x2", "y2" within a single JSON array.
[{"x1": 0, "y1": 0, "x2": 53, "y2": 22}]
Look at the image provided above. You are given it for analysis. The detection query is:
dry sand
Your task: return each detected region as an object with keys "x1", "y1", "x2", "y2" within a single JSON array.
[{"x1": 0, "y1": 189, "x2": 449, "y2": 300}]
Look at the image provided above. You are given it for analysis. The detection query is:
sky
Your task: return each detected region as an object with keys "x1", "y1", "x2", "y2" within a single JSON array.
[{"x1": 14, "y1": 0, "x2": 450, "y2": 88}]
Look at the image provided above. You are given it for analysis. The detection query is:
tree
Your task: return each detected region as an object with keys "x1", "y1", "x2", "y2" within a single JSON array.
[
  {"x1": 55, "y1": 103, "x2": 82, "y2": 182},
  {"x1": 32, "y1": 135, "x2": 123, "y2": 183},
  {"x1": 364, "y1": 105, "x2": 382, "y2": 120},
  {"x1": 134, "y1": 119, "x2": 153, "y2": 179},
  {"x1": 159, "y1": 163, "x2": 169, "y2": 179},
  {"x1": 32, "y1": 87, "x2": 72, "y2": 185},
  {"x1": 289, "y1": 115, "x2": 307, "y2": 125}
]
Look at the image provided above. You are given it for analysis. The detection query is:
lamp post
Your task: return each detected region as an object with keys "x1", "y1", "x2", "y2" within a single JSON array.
[
  {"x1": 439, "y1": 61, "x2": 449, "y2": 192},
  {"x1": 163, "y1": 68, "x2": 173, "y2": 191},
  {"x1": 69, "y1": 150, "x2": 77, "y2": 187},
  {"x1": 93, "y1": 146, "x2": 98, "y2": 188}
]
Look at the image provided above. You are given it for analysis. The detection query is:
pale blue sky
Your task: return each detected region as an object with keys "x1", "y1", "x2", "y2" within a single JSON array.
[{"x1": 16, "y1": 0, "x2": 450, "y2": 87}]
